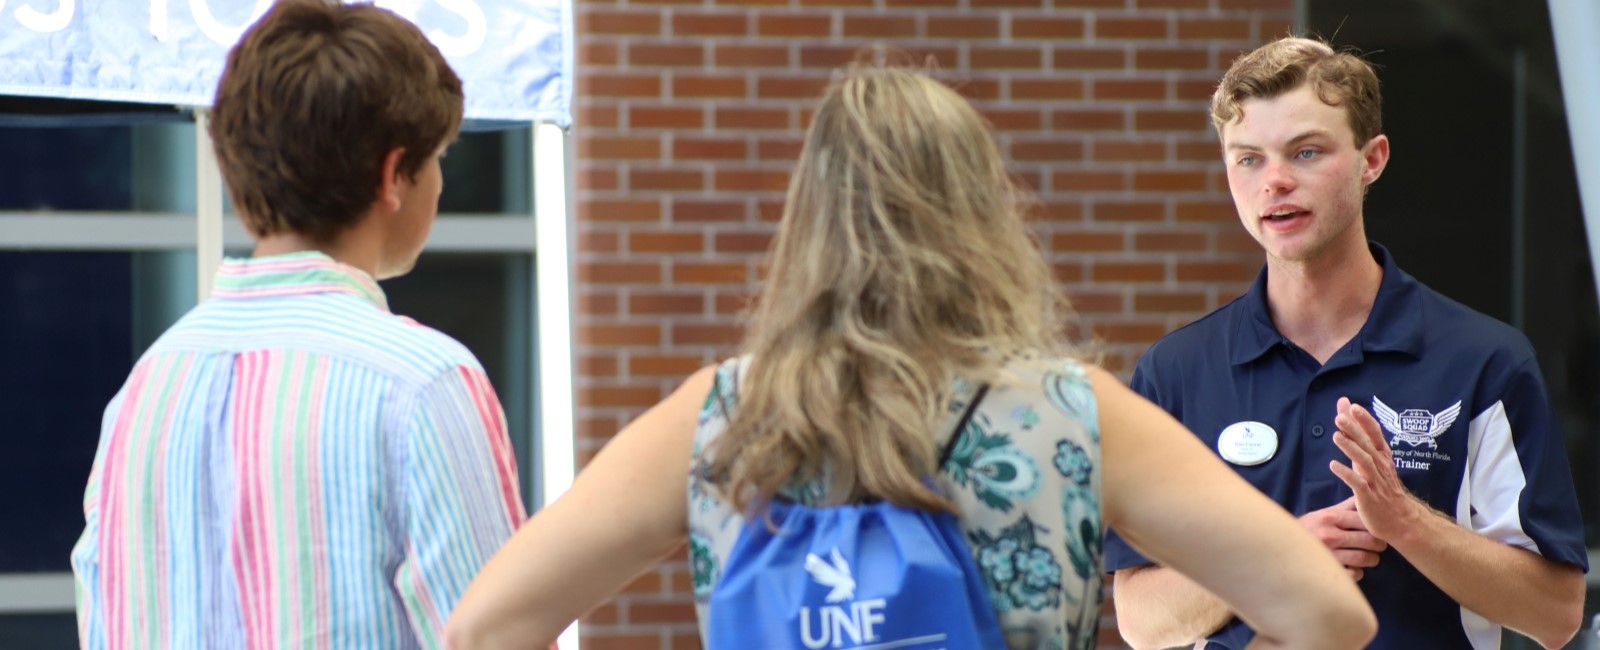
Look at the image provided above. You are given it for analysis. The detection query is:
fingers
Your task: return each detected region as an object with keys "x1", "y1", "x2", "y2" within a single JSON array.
[
  {"x1": 1336, "y1": 400, "x2": 1391, "y2": 459},
  {"x1": 1324, "y1": 506, "x2": 1367, "y2": 531},
  {"x1": 1321, "y1": 509, "x2": 1385, "y2": 546},
  {"x1": 1332, "y1": 432, "x2": 1380, "y2": 479},
  {"x1": 1307, "y1": 511, "x2": 1387, "y2": 552},
  {"x1": 1335, "y1": 411, "x2": 1376, "y2": 455},
  {"x1": 1346, "y1": 402, "x2": 1388, "y2": 450},
  {"x1": 1331, "y1": 548, "x2": 1381, "y2": 569},
  {"x1": 1300, "y1": 498, "x2": 1361, "y2": 525},
  {"x1": 1330, "y1": 460, "x2": 1369, "y2": 497},
  {"x1": 1326, "y1": 528, "x2": 1387, "y2": 553},
  {"x1": 1302, "y1": 502, "x2": 1387, "y2": 552},
  {"x1": 1336, "y1": 397, "x2": 1390, "y2": 453},
  {"x1": 1299, "y1": 498, "x2": 1359, "y2": 525},
  {"x1": 1347, "y1": 567, "x2": 1364, "y2": 582}
]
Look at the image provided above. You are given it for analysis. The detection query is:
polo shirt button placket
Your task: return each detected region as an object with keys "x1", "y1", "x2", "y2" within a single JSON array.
[{"x1": 1307, "y1": 375, "x2": 1326, "y2": 438}]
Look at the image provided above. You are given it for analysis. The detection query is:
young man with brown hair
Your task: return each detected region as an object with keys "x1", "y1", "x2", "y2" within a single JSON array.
[
  {"x1": 1105, "y1": 36, "x2": 1587, "y2": 650},
  {"x1": 70, "y1": 2, "x2": 525, "y2": 647}
]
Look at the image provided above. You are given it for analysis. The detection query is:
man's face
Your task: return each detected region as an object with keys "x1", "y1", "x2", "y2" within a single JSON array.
[{"x1": 1220, "y1": 84, "x2": 1388, "y2": 266}]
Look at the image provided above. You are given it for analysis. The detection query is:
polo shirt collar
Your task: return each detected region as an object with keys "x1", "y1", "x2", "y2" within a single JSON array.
[
  {"x1": 209, "y1": 251, "x2": 389, "y2": 312},
  {"x1": 1230, "y1": 241, "x2": 1423, "y2": 366}
]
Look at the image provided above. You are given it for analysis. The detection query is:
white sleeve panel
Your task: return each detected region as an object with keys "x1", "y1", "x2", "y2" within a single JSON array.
[{"x1": 1459, "y1": 400, "x2": 1539, "y2": 554}]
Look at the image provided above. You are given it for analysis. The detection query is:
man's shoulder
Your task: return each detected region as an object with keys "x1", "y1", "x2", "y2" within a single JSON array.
[
  {"x1": 164, "y1": 294, "x2": 484, "y2": 382},
  {"x1": 1411, "y1": 280, "x2": 1537, "y2": 362},
  {"x1": 320, "y1": 306, "x2": 484, "y2": 383},
  {"x1": 1139, "y1": 296, "x2": 1248, "y2": 366},
  {"x1": 384, "y1": 315, "x2": 483, "y2": 371}
]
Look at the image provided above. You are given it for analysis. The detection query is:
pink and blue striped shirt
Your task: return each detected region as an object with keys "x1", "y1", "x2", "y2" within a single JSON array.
[{"x1": 72, "y1": 252, "x2": 526, "y2": 649}]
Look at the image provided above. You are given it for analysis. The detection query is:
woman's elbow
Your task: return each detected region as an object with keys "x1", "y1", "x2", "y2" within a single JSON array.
[
  {"x1": 1294, "y1": 594, "x2": 1375, "y2": 650},
  {"x1": 443, "y1": 614, "x2": 480, "y2": 650},
  {"x1": 444, "y1": 605, "x2": 503, "y2": 650},
  {"x1": 446, "y1": 605, "x2": 558, "y2": 650},
  {"x1": 1344, "y1": 599, "x2": 1379, "y2": 648}
]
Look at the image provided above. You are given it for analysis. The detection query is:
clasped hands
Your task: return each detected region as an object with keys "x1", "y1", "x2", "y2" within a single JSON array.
[{"x1": 1301, "y1": 397, "x2": 1427, "y2": 581}]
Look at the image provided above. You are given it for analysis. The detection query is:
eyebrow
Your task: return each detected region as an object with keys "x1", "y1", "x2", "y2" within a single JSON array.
[{"x1": 1226, "y1": 129, "x2": 1332, "y2": 152}]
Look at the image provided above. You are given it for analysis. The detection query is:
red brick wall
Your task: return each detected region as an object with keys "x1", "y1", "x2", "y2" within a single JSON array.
[{"x1": 573, "y1": 0, "x2": 1295, "y2": 646}]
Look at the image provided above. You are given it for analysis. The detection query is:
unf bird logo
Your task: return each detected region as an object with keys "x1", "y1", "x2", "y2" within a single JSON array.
[
  {"x1": 804, "y1": 548, "x2": 856, "y2": 603},
  {"x1": 1372, "y1": 397, "x2": 1462, "y2": 449}
]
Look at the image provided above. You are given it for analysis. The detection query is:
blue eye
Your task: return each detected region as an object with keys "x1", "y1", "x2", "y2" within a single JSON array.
[
  {"x1": 1296, "y1": 149, "x2": 1318, "y2": 160},
  {"x1": 1237, "y1": 155, "x2": 1257, "y2": 166}
]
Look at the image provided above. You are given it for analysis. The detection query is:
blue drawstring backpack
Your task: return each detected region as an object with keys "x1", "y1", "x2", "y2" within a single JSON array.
[{"x1": 705, "y1": 386, "x2": 1007, "y2": 649}]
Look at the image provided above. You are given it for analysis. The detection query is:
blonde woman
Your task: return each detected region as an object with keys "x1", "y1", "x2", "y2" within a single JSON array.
[{"x1": 446, "y1": 65, "x2": 1375, "y2": 650}]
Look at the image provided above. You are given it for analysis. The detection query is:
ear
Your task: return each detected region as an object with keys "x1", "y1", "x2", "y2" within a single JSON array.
[
  {"x1": 1359, "y1": 134, "x2": 1390, "y2": 187},
  {"x1": 376, "y1": 147, "x2": 408, "y2": 212}
]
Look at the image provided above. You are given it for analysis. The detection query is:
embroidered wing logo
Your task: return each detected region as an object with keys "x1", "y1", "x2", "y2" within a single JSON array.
[
  {"x1": 1372, "y1": 397, "x2": 1462, "y2": 449},
  {"x1": 804, "y1": 547, "x2": 855, "y2": 603},
  {"x1": 1427, "y1": 402, "x2": 1462, "y2": 437}
]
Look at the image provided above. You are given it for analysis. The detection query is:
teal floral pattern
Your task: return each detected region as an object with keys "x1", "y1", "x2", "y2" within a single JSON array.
[
  {"x1": 1061, "y1": 484, "x2": 1101, "y2": 582},
  {"x1": 950, "y1": 376, "x2": 975, "y2": 411},
  {"x1": 972, "y1": 517, "x2": 1063, "y2": 612},
  {"x1": 1012, "y1": 405, "x2": 1040, "y2": 430},
  {"x1": 690, "y1": 368, "x2": 737, "y2": 517},
  {"x1": 689, "y1": 533, "x2": 717, "y2": 598},
  {"x1": 1053, "y1": 440, "x2": 1092, "y2": 486},
  {"x1": 944, "y1": 422, "x2": 1043, "y2": 512},
  {"x1": 687, "y1": 356, "x2": 1103, "y2": 649},
  {"x1": 1045, "y1": 365, "x2": 1098, "y2": 443},
  {"x1": 1060, "y1": 483, "x2": 1104, "y2": 649}
]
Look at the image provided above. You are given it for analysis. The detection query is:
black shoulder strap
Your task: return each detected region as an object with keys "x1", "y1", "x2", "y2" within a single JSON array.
[{"x1": 938, "y1": 383, "x2": 989, "y2": 468}]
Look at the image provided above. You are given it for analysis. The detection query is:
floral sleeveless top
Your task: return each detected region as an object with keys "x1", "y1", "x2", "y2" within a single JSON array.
[{"x1": 686, "y1": 355, "x2": 1104, "y2": 650}]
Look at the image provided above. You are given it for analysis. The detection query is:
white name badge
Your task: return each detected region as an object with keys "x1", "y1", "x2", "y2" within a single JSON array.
[{"x1": 1217, "y1": 421, "x2": 1278, "y2": 466}]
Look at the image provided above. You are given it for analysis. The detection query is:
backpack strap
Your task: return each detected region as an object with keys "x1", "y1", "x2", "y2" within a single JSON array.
[{"x1": 938, "y1": 383, "x2": 989, "y2": 467}]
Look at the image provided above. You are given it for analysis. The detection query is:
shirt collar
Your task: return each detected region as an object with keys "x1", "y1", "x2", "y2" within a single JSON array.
[
  {"x1": 210, "y1": 251, "x2": 389, "y2": 312},
  {"x1": 1231, "y1": 242, "x2": 1423, "y2": 366}
]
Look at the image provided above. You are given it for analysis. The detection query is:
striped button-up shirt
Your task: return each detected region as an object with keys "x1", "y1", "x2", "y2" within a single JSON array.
[{"x1": 72, "y1": 252, "x2": 526, "y2": 649}]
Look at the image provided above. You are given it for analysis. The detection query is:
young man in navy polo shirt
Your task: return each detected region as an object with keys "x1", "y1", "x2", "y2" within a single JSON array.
[{"x1": 1105, "y1": 37, "x2": 1587, "y2": 650}]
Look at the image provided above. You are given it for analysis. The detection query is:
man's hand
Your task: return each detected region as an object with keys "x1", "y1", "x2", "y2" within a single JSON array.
[
  {"x1": 1300, "y1": 496, "x2": 1387, "y2": 581},
  {"x1": 1329, "y1": 396, "x2": 1427, "y2": 544}
]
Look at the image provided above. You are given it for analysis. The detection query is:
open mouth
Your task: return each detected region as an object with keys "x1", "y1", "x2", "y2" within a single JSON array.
[{"x1": 1261, "y1": 207, "x2": 1309, "y2": 229}]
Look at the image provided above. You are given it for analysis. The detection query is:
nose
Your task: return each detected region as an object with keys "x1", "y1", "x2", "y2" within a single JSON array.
[{"x1": 1262, "y1": 158, "x2": 1296, "y2": 194}]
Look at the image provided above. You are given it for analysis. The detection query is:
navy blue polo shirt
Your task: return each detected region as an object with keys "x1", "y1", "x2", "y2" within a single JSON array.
[{"x1": 1104, "y1": 243, "x2": 1587, "y2": 649}]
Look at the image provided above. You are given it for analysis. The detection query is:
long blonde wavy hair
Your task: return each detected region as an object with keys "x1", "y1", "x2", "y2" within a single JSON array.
[{"x1": 706, "y1": 64, "x2": 1075, "y2": 515}]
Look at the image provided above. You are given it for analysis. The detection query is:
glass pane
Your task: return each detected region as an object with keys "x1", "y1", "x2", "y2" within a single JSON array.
[
  {"x1": 0, "y1": 251, "x2": 193, "y2": 572},
  {"x1": 439, "y1": 127, "x2": 533, "y2": 215},
  {"x1": 1, "y1": 253, "x2": 128, "y2": 571},
  {"x1": 382, "y1": 253, "x2": 536, "y2": 505},
  {"x1": 133, "y1": 123, "x2": 197, "y2": 214},
  {"x1": 0, "y1": 613, "x2": 77, "y2": 649},
  {"x1": 0, "y1": 126, "x2": 133, "y2": 211}
]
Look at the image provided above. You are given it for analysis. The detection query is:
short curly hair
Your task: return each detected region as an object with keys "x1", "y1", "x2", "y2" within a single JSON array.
[{"x1": 1211, "y1": 36, "x2": 1383, "y2": 147}]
